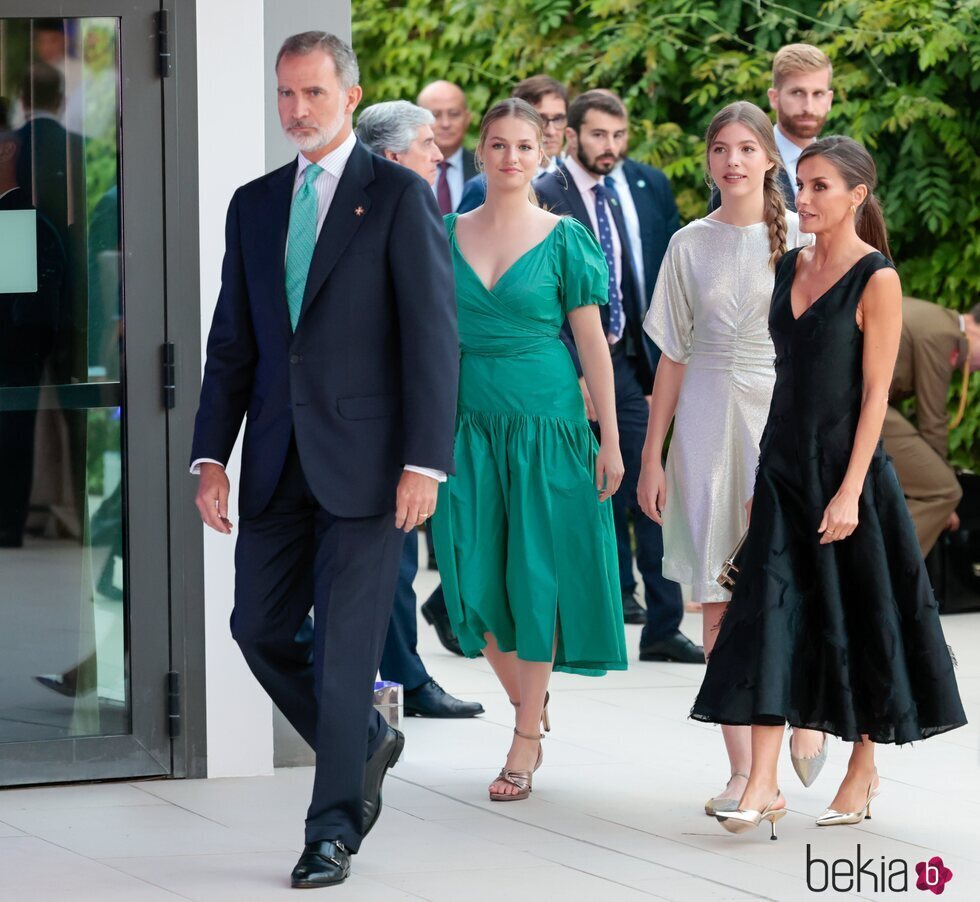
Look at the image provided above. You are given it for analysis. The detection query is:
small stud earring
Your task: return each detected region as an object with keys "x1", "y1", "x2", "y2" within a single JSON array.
[{"x1": 850, "y1": 204, "x2": 857, "y2": 215}]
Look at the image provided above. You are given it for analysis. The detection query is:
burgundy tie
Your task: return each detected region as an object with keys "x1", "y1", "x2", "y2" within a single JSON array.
[{"x1": 436, "y1": 160, "x2": 453, "y2": 215}]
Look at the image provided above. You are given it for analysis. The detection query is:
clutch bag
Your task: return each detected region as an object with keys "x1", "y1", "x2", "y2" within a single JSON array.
[{"x1": 716, "y1": 529, "x2": 749, "y2": 592}]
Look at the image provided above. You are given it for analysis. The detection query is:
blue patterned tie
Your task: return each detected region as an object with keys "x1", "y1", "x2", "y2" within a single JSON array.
[
  {"x1": 285, "y1": 163, "x2": 323, "y2": 331},
  {"x1": 592, "y1": 182, "x2": 624, "y2": 342}
]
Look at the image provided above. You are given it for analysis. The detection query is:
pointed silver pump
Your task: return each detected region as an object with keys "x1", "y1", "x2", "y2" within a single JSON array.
[{"x1": 789, "y1": 731, "x2": 828, "y2": 787}]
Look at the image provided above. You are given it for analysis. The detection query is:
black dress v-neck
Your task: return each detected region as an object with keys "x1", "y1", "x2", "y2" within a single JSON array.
[{"x1": 691, "y1": 247, "x2": 966, "y2": 744}]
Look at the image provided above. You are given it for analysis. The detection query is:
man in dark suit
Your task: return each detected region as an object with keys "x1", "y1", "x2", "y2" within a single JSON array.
[
  {"x1": 535, "y1": 91, "x2": 702, "y2": 664},
  {"x1": 191, "y1": 33, "x2": 458, "y2": 888},
  {"x1": 416, "y1": 80, "x2": 476, "y2": 213}
]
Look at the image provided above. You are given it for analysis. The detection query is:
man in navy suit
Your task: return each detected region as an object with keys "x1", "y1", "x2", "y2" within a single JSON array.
[
  {"x1": 191, "y1": 33, "x2": 458, "y2": 888},
  {"x1": 535, "y1": 91, "x2": 702, "y2": 664}
]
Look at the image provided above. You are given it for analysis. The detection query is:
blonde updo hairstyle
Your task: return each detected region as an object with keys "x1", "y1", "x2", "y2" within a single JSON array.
[
  {"x1": 475, "y1": 97, "x2": 545, "y2": 204},
  {"x1": 705, "y1": 101, "x2": 788, "y2": 269}
]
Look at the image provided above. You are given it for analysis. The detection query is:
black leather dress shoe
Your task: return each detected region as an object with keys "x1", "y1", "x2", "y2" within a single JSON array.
[
  {"x1": 621, "y1": 591, "x2": 647, "y2": 625},
  {"x1": 291, "y1": 840, "x2": 351, "y2": 888},
  {"x1": 421, "y1": 591, "x2": 465, "y2": 656},
  {"x1": 362, "y1": 724, "x2": 405, "y2": 838},
  {"x1": 404, "y1": 678, "x2": 484, "y2": 718},
  {"x1": 639, "y1": 631, "x2": 706, "y2": 663}
]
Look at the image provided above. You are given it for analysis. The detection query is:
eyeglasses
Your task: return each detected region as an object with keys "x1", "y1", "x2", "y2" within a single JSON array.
[{"x1": 540, "y1": 114, "x2": 567, "y2": 129}]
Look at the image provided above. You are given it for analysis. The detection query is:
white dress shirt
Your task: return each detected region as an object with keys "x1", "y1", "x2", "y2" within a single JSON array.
[
  {"x1": 192, "y1": 132, "x2": 445, "y2": 483},
  {"x1": 565, "y1": 154, "x2": 623, "y2": 307},
  {"x1": 431, "y1": 146, "x2": 465, "y2": 211},
  {"x1": 774, "y1": 124, "x2": 809, "y2": 200},
  {"x1": 607, "y1": 162, "x2": 645, "y2": 302}
]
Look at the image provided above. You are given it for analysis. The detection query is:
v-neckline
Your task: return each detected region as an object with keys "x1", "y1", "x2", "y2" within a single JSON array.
[
  {"x1": 788, "y1": 249, "x2": 877, "y2": 322},
  {"x1": 451, "y1": 216, "x2": 563, "y2": 295}
]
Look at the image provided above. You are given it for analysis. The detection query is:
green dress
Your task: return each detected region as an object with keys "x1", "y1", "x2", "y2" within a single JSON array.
[{"x1": 431, "y1": 213, "x2": 627, "y2": 676}]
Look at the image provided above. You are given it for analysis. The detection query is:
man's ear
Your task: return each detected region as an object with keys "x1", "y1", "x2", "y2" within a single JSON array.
[{"x1": 345, "y1": 85, "x2": 363, "y2": 116}]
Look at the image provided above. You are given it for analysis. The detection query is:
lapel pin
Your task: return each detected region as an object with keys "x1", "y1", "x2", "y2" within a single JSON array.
[
  {"x1": 354, "y1": 206, "x2": 365, "y2": 216},
  {"x1": 637, "y1": 179, "x2": 647, "y2": 188}
]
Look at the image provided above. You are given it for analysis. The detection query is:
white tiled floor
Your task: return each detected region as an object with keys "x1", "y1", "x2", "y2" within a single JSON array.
[{"x1": 2, "y1": 565, "x2": 979, "y2": 901}]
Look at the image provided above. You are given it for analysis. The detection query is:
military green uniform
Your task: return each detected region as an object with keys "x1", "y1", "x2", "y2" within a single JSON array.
[{"x1": 883, "y1": 298, "x2": 967, "y2": 555}]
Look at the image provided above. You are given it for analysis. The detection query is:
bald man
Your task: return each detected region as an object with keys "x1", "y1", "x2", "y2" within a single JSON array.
[{"x1": 417, "y1": 80, "x2": 475, "y2": 213}]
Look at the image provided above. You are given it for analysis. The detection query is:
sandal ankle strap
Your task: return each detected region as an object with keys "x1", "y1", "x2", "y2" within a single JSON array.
[{"x1": 514, "y1": 727, "x2": 544, "y2": 741}]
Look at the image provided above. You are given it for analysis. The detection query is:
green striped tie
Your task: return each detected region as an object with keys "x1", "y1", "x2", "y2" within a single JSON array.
[{"x1": 285, "y1": 163, "x2": 323, "y2": 331}]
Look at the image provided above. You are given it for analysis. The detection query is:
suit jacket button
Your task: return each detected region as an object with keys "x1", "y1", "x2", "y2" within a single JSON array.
[{"x1": 290, "y1": 354, "x2": 301, "y2": 364}]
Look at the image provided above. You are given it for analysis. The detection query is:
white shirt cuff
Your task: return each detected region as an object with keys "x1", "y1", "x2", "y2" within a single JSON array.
[
  {"x1": 405, "y1": 465, "x2": 447, "y2": 483},
  {"x1": 190, "y1": 458, "x2": 225, "y2": 475}
]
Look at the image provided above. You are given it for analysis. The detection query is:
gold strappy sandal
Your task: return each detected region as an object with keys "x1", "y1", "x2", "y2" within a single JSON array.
[{"x1": 489, "y1": 728, "x2": 544, "y2": 802}]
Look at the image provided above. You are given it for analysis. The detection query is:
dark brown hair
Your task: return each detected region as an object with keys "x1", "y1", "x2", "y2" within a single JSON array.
[
  {"x1": 706, "y1": 101, "x2": 787, "y2": 268},
  {"x1": 797, "y1": 136, "x2": 892, "y2": 261},
  {"x1": 567, "y1": 90, "x2": 626, "y2": 133},
  {"x1": 512, "y1": 75, "x2": 567, "y2": 107}
]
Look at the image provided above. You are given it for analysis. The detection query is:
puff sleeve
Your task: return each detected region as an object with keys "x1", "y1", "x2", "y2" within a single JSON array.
[
  {"x1": 556, "y1": 216, "x2": 609, "y2": 314},
  {"x1": 643, "y1": 236, "x2": 694, "y2": 364}
]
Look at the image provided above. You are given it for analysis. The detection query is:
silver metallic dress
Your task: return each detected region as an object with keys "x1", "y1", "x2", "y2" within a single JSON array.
[{"x1": 643, "y1": 215, "x2": 811, "y2": 602}]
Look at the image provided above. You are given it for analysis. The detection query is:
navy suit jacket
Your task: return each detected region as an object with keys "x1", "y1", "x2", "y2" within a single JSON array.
[
  {"x1": 620, "y1": 158, "x2": 680, "y2": 305},
  {"x1": 534, "y1": 164, "x2": 655, "y2": 394},
  {"x1": 191, "y1": 140, "x2": 459, "y2": 519}
]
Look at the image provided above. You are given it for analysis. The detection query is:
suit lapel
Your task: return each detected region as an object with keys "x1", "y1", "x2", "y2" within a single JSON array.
[
  {"x1": 300, "y1": 141, "x2": 375, "y2": 317},
  {"x1": 556, "y1": 165, "x2": 591, "y2": 227},
  {"x1": 261, "y1": 161, "x2": 297, "y2": 340},
  {"x1": 778, "y1": 167, "x2": 797, "y2": 212}
]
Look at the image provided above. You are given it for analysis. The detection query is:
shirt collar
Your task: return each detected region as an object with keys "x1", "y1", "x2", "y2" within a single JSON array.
[
  {"x1": 565, "y1": 153, "x2": 602, "y2": 194},
  {"x1": 442, "y1": 146, "x2": 464, "y2": 170},
  {"x1": 296, "y1": 131, "x2": 357, "y2": 180},
  {"x1": 774, "y1": 124, "x2": 806, "y2": 167}
]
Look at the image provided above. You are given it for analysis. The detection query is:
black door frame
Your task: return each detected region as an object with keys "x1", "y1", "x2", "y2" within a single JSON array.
[{"x1": 0, "y1": 0, "x2": 206, "y2": 784}]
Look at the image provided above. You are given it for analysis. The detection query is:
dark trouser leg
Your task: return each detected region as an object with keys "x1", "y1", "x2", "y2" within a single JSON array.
[
  {"x1": 609, "y1": 351, "x2": 683, "y2": 644},
  {"x1": 379, "y1": 528, "x2": 430, "y2": 691},
  {"x1": 306, "y1": 503, "x2": 402, "y2": 850}
]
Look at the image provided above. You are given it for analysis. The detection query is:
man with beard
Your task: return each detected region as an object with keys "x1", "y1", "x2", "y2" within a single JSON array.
[
  {"x1": 710, "y1": 43, "x2": 833, "y2": 212},
  {"x1": 535, "y1": 91, "x2": 703, "y2": 664},
  {"x1": 416, "y1": 80, "x2": 475, "y2": 213},
  {"x1": 191, "y1": 33, "x2": 458, "y2": 887}
]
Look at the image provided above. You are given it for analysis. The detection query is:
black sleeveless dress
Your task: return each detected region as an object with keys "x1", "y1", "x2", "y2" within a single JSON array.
[{"x1": 691, "y1": 248, "x2": 966, "y2": 744}]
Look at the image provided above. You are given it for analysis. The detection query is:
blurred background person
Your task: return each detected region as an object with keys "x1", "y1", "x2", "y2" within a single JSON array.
[
  {"x1": 884, "y1": 298, "x2": 980, "y2": 555},
  {"x1": 417, "y1": 80, "x2": 475, "y2": 214}
]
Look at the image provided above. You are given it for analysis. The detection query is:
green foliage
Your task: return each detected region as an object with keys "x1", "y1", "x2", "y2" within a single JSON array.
[{"x1": 354, "y1": 0, "x2": 980, "y2": 468}]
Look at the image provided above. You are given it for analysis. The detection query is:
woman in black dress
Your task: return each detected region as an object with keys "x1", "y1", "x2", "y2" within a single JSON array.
[{"x1": 691, "y1": 136, "x2": 966, "y2": 838}]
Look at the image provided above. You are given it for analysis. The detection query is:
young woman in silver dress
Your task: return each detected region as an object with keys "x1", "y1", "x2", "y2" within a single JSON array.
[{"x1": 638, "y1": 101, "x2": 823, "y2": 816}]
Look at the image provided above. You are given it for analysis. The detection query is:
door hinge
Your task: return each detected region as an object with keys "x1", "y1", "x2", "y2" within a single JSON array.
[
  {"x1": 157, "y1": 10, "x2": 173, "y2": 78},
  {"x1": 167, "y1": 671, "x2": 182, "y2": 737},
  {"x1": 162, "y1": 341, "x2": 176, "y2": 409}
]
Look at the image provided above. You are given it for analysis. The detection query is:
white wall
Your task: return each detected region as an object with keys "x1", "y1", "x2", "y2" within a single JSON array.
[{"x1": 196, "y1": 0, "x2": 273, "y2": 778}]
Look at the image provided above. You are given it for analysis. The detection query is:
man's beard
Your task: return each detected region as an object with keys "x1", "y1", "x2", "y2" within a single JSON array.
[
  {"x1": 283, "y1": 109, "x2": 345, "y2": 153},
  {"x1": 779, "y1": 111, "x2": 826, "y2": 141},
  {"x1": 576, "y1": 145, "x2": 616, "y2": 176}
]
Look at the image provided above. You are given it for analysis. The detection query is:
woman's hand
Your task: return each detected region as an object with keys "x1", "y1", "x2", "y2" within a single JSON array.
[
  {"x1": 638, "y1": 460, "x2": 667, "y2": 524},
  {"x1": 595, "y1": 441, "x2": 625, "y2": 502},
  {"x1": 818, "y1": 488, "x2": 859, "y2": 544}
]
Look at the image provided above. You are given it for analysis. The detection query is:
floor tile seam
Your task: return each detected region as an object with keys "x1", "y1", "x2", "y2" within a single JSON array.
[
  {"x1": 0, "y1": 802, "x2": 170, "y2": 818},
  {"x1": 123, "y1": 786, "x2": 252, "y2": 831},
  {"x1": 529, "y1": 859, "x2": 672, "y2": 899},
  {"x1": 389, "y1": 774, "x2": 778, "y2": 900},
  {"x1": 5, "y1": 833, "x2": 194, "y2": 901}
]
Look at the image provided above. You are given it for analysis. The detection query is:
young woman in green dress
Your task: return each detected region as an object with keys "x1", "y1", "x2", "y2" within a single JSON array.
[{"x1": 430, "y1": 99, "x2": 628, "y2": 801}]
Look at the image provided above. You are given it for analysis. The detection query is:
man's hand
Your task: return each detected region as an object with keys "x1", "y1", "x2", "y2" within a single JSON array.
[
  {"x1": 578, "y1": 376, "x2": 597, "y2": 422},
  {"x1": 395, "y1": 470, "x2": 438, "y2": 533},
  {"x1": 195, "y1": 462, "x2": 233, "y2": 534},
  {"x1": 946, "y1": 510, "x2": 961, "y2": 532}
]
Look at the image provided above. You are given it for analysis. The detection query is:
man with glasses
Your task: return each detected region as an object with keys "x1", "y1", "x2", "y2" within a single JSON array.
[{"x1": 456, "y1": 75, "x2": 568, "y2": 213}]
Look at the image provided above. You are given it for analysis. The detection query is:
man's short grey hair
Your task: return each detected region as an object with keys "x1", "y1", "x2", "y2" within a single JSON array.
[
  {"x1": 276, "y1": 31, "x2": 360, "y2": 90},
  {"x1": 355, "y1": 101, "x2": 435, "y2": 156}
]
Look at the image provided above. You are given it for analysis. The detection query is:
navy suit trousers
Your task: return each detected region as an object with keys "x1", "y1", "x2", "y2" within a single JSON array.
[
  {"x1": 379, "y1": 529, "x2": 431, "y2": 691},
  {"x1": 607, "y1": 348, "x2": 683, "y2": 643},
  {"x1": 231, "y1": 438, "x2": 403, "y2": 851}
]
